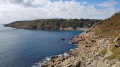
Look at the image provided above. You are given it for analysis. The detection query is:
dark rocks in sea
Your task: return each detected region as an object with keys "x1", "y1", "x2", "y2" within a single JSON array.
[{"x1": 62, "y1": 38, "x2": 65, "y2": 40}]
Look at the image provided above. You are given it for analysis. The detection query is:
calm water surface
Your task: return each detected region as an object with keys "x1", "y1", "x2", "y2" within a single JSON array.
[{"x1": 0, "y1": 24, "x2": 83, "y2": 67}]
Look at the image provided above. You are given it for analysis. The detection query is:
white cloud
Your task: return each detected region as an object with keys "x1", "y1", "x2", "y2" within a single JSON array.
[
  {"x1": 0, "y1": 0, "x2": 119, "y2": 24},
  {"x1": 97, "y1": 0, "x2": 119, "y2": 17},
  {"x1": 82, "y1": 2, "x2": 87, "y2": 5},
  {"x1": 98, "y1": 0, "x2": 119, "y2": 7}
]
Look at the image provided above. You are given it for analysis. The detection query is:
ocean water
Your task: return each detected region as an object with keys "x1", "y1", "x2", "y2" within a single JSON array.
[{"x1": 0, "y1": 24, "x2": 83, "y2": 67}]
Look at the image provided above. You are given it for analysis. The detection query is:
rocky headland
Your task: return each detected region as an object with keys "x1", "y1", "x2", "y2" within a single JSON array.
[
  {"x1": 41, "y1": 12, "x2": 120, "y2": 67},
  {"x1": 4, "y1": 19, "x2": 101, "y2": 30},
  {"x1": 41, "y1": 30, "x2": 119, "y2": 67}
]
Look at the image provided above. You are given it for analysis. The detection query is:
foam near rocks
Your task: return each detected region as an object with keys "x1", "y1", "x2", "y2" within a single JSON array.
[
  {"x1": 41, "y1": 31, "x2": 113, "y2": 67},
  {"x1": 32, "y1": 57, "x2": 51, "y2": 67},
  {"x1": 32, "y1": 52, "x2": 69, "y2": 67}
]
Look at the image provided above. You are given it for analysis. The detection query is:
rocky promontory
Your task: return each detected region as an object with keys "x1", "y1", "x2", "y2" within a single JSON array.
[
  {"x1": 4, "y1": 19, "x2": 101, "y2": 30},
  {"x1": 41, "y1": 12, "x2": 120, "y2": 67},
  {"x1": 41, "y1": 30, "x2": 114, "y2": 67}
]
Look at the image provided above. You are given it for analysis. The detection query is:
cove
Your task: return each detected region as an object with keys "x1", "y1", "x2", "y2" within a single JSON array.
[{"x1": 0, "y1": 25, "x2": 83, "y2": 67}]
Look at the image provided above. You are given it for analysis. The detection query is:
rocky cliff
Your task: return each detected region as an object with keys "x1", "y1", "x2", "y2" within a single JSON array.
[
  {"x1": 41, "y1": 30, "x2": 115, "y2": 67},
  {"x1": 4, "y1": 19, "x2": 101, "y2": 30},
  {"x1": 41, "y1": 12, "x2": 120, "y2": 67}
]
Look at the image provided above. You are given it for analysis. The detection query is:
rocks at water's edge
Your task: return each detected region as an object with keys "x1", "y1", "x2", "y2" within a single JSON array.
[
  {"x1": 41, "y1": 30, "x2": 120, "y2": 67},
  {"x1": 41, "y1": 12, "x2": 120, "y2": 67},
  {"x1": 61, "y1": 38, "x2": 65, "y2": 40}
]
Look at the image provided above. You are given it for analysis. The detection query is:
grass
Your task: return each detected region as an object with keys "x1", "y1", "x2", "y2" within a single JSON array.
[
  {"x1": 91, "y1": 12, "x2": 120, "y2": 42},
  {"x1": 106, "y1": 38, "x2": 120, "y2": 60},
  {"x1": 99, "y1": 48, "x2": 108, "y2": 56},
  {"x1": 96, "y1": 12, "x2": 120, "y2": 31},
  {"x1": 106, "y1": 47, "x2": 120, "y2": 60}
]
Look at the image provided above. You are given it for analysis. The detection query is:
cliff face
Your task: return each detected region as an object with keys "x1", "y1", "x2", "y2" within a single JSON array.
[{"x1": 4, "y1": 19, "x2": 101, "y2": 30}]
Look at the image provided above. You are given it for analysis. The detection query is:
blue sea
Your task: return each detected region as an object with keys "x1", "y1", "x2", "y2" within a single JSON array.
[{"x1": 0, "y1": 24, "x2": 83, "y2": 67}]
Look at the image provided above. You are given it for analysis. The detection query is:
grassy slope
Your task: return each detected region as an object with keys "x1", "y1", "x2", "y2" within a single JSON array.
[
  {"x1": 92, "y1": 11, "x2": 120, "y2": 60},
  {"x1": 92, "y1": 12, "x2": 120, "y2": 38},
  {"x1": 99, "y1": 12, "x2": 120, "y2": 31}
]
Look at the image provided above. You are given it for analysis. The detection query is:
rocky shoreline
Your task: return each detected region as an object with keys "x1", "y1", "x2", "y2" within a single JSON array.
[
  {"x1": 41, "y1": 30, "x2": 117, "y2": 67},
  {"x1": 37, "y1": 12, "x2": 120, "y2": 67}
]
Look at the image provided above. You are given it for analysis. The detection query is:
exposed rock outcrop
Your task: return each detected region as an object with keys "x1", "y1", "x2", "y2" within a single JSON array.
[{"x1": 41, "y1": 30, "x2": 119, "y2": 67}]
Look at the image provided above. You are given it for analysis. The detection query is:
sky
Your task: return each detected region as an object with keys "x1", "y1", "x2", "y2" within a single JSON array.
[{"x1": 0, "y1": 0, "x2": 120, "y2": 23}]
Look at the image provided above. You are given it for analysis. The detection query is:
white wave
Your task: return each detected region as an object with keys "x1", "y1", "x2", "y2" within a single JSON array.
[
  {"x1": 70, "y1": 49, "x2": 75, "y2": 51},
  {"x1": 32, "y1": 52, "x2": 69, "y2": 67},
  {"x1": 32, "y1": 39, "x2": 76, "y2": 67},
  {"x1": 32, "y1": 56, "x2": 51, "y2": 67},
  {"x1": 68, "y1": 40, "x2": 72, "y2": 44}
]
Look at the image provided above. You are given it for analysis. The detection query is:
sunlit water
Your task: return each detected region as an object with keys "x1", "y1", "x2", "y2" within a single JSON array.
[{"x1": 0, "y1": 24, "x2": 83, "y2": 67}]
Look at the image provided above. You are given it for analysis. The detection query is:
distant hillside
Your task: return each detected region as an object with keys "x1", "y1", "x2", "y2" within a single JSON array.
[{"x1": 4, "y1": 19, "x2": 101, "y2": 30}]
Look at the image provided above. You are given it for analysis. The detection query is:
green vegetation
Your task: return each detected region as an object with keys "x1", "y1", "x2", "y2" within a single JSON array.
[
  {"x1": 93, "y1": 12, "x2": 120, "y2": 32},
  {"x1": 92, "y1": 12, "x2": 120, "y2": 39},
  {"x1": 5, "y1": 18, "x2": 101, "y2": 30},
  {"x1": 99, "y1": 48, "x2": 108, "y2": 56},
  {"x1": 106, "y1": 47, "x2": 120, "y2": 60},
  {"x1": 107, "y1": 37, "x2": 120, "y2": 60}
]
